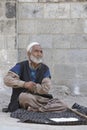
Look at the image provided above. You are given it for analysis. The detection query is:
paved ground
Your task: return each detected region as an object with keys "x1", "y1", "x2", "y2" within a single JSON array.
[{"x1": 0, "y1": 89, "x2": 87, "y2": 130}]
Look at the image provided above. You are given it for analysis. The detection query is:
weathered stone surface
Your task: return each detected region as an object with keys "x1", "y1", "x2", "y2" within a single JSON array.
[
  {"x1": 0, "y1": 49, "x2": 18, "y2": 66},
  {"x1": 35, "y1": 20, "x2": 62, "y2": 34},
  {"x1": 84, "y1": 19, "x2": 87, "y2": 33},
  {"x1": 62, "y1": 19, "x2": 84, "y2": 34},
  {"x1": 52, "y1": 34, "x2": 87, "y2": 49},
  {"x1": 18, "y1": 20, "x2": 36, "y2": 34},
  {"x1": 29, "y1": 34, "x2": 53, "y2": 48},
  {"x1": 4, "y1": 20, "x2": 16, "y2": 34},
  {"x1": 66, "y1": 50, "x2": 87, "y2": 63},
  {"x1": 71, "y1": 3, "x2": 87, "y2": 18},
  {"x1": 18, "y1": 3, "x2": 44, "y2": 18},
  {"x1": 0, "y1": 2, "x2": 4, "y2": 18},
  {"x1": 0, "y1": 35, "x2": 4, "y2": 48},
  {"x1": 44, "y1": 3, "x2": 70, "y2": 19},
  {"x1": 39, "y1": 0, "x2": 87, "y2": 2},
  {"x1": 5, "y1": 2, "x2": 16, "y2": 18},
  {"x1": 18, "y1": 0, "x2": 38, "y2": 2},
  {"x1": 18, "y1": 49, "x2": 27, "y2": 62},
  {"x1": 0, "y1": 20, "x2": 4, "y2": 34},
  {"x1": 0, "y1": 20, "x2": 16, "y2": 34},
  {"x1": 19, "y1": 19, "x2": 84, "y2": 34},
  {"x1": 4, "y1": 35, "x2": 17, "y2": 49},
  {"x1": 18, "y1": 34, "x2": 30, "y2": 49}
]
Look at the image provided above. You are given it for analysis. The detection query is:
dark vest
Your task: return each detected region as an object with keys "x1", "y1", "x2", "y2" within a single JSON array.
[{"x1": 8, "y1": 60, "x2": 50, "y2": 112}]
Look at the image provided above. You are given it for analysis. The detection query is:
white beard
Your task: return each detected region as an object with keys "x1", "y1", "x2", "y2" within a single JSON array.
[{"x1": 30, "y1": 54, "x2": 42, "y2": 64}]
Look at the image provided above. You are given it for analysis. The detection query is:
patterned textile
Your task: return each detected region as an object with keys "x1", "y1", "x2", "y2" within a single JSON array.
[{"x1": 10, "y1": 108, "x2": 87, "y2": 125}]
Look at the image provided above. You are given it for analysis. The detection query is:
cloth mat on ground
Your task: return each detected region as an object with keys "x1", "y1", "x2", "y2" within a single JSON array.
[{"x1": 10, "y1": 108, "x2": 87, "y2": 125}]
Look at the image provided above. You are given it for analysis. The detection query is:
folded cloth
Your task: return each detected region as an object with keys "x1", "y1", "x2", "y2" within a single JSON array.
[{"x1": 72, "y1": 103, "x2": 87, "y2": 115}]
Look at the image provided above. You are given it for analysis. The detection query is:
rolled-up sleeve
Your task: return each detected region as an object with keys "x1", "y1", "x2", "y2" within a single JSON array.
[{"x1": 4, "y1": 63, "x2": 25, "y2": 88}]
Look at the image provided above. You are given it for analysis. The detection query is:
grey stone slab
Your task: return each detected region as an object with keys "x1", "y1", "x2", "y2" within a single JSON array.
[
  {"x1": 4, "y1": 35, "x2": 16, "y2": 49},
  {"x1": 0, "y1": 35, "x2": 4, "y2": 48},
  {"x1": 52, "y1": 35, "x2": 71, "y2": 48},
  {"x1": 66, "y1": 49, "x2": 87, "y2": 63},
  {"x1": 52, "y1": 49, "x2": 67, "y2": 64},
  {"x1": 35, "y1": 19, "x2": 62, "y2": 34},
  {"x1": 18, "y1": 20, "x2": 36, "y2": 34},
  {"x1": 53, "y1": 34, "x2": 87, "y2": 49},
  {"x1": 18, "y1": 34, "x2": 30, "y2": 49},
  {"x1": 71, "y1": 3, "x2": 87, "y2": 18},
  {"x1": 0, "y1": 49, "x2": 18, "y2": 66},
  {"x1": 53, "y1": 64, "x2": 76, "y2": 80},
  {"x1": 84, "y1": 19, "x2": 87, "y2": 33},
  {"x1": 62, "y1": 19, "x2": 84, "y2": 34},
  {"x1": 18, "y1": 3, "x2": 44, "y2": 19},
  {"x1": 18, "y1": 48, "x2": 28, "y2": 62},
  {"x1": 39, "y1": 0, "x2": 87, "y2": 2},
  {"x1": 44, "y1": 3, "x2": 70, "y2": 19},
  {"x1": 0, "y1": 2, "x2": 4, "y2": 19},
  {"x1": 29, "y1": 34, "x2": 53, "y2": 48},
  {"x1": 18, "y1": 0, "x2": 38, "y2": 2},
  {"x1": 3, "y1": 20, "x2": 16, "y2": 35},
  {"x1": 5, "y1": 2, "x2": 16, "y2": 18},
  {"x1": 70, "y1": 34, "x2": 87, "y2": 48}
]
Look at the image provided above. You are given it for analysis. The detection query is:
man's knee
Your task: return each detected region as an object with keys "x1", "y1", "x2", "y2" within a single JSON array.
[
  {"x1": 19, "y1": 92, "x2": 36, "y2": 104},
  {"x1": 19, "y1": 92, "x2": 26, "y2": 104}
]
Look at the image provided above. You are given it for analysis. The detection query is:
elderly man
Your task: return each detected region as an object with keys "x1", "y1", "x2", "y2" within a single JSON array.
[
  {"x1": 4, "y1": 42, "x2": 52, "y2": 112},
  {"x1": 4, "y1": 42, "x2": 68, "y2": 113}
]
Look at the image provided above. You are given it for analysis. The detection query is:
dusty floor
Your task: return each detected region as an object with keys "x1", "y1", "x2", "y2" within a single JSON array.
[{"x1": 0, "y1": 89, "x2": 87, "y2": 130}]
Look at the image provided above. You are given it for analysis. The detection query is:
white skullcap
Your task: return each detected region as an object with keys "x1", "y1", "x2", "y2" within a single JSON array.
[{"x1": 27, "y1": 42, "x2": 40, "y2": 52}]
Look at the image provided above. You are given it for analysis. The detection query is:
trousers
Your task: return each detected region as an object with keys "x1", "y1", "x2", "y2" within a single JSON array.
[{"x1": 19, "y1": 92, "x2": 67, "y2": 112}]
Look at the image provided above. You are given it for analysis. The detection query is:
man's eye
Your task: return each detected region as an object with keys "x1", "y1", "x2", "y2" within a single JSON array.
[{"x1": 40, "y1": 51, "x2": 43, "y2": 53}]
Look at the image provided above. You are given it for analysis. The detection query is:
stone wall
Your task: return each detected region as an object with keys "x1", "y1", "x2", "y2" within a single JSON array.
[
  {"x1": 0, "y1": 0, "x2": 17, "y2": 91},
  {"x1": 0, "y1": 0, "x2": 87, "y2": 96}
]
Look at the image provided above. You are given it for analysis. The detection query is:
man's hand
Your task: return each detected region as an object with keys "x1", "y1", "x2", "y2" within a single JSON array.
[{"x1": 24, "y1": 81, "x2": 36, "y2": 93}]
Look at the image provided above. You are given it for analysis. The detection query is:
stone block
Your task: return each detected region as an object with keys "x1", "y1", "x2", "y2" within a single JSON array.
[
  {"x1": 29, "y1": 34, "x2": 53, "y2": 48},
  {"x1": 66, "y1": 49, "x2": 87, "y2": 63},
  {"x1": 18, "y1": 3, "x2": 44, "y2": 19},
  {"x1": 0, "y1": 35, "x2": 4, "y2": 48},
  {"x1": 62, "y1": 19, "x2": 84, "y2": 34},
  {"x1": 0, "y1": 20, "x2": 4, "y2": 34},
  {"x1": 18, "y1": 0, "x2": 38, "y2": 2},
  {"x1": 5, "y1": 2, "x2": 16, "y2": 18},
  {"x1": 2, "y1": 20, "x2": 16, "y2": 35},
  {"x1": 18, "y1": 48, "x2": 28, "y2": 62},
  {"x1": 52, "y1": 34, "x2": 87, "y2": 49},
  {"x1": 44, "y1": 3, "x2": 70, "y2": 19},
  {"x1": 70, "y1": 34, "x2": 87, "y2": 48},
  {"x1": 0, "y1": 35, "x2": 16, "y2": 49},
  {"x1": 39, "y1": 0, "x2": 65, "y2": 2},
  {"x1": 39, "y1": 0, "x2": 87, "y2": 2},
  {"x1": 52, "y1": 49, "x2": 67, "y2": 64},
  {"x1": 52, "y1": 35, "x2": 71, "y2": 48},
  {"x1": 71, "y1": 3, "x2": 87, "y2": 18},
  {"x1": 18, "y1": 20, "x2": 36, "y2": 34},
  {"x1": 53, "y1": 64, "x2": 76, "y2": 82},
  {"x1": 35, "y1": 20, "x2": 62, "y2": 34},
  {"x1": 42, "y1": 49, "x2": 53, "y2": 69},
  {"x1": 4, "y1": 35, "x2": 17, "y2": 49},
  {"x1": 77, "y1": 65, "x2": 87, "y2": 79},
  {"x1": 0, "y1": 2, "x2": 4, "y2": 19},
  {"x1": 84, "y1": 19, "x2": 87, "y2": 33},
  {"x1": 0, "y1": 49, "x2": 18, "y2": 66},
  {"x1": 18, "y1": 34, "x2": 30, "y2": 49}
]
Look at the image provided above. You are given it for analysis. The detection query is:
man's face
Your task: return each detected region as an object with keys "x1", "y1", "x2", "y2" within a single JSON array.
[{"x1": 29, "y1": 45, "x2": 43, "y2": 64}]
